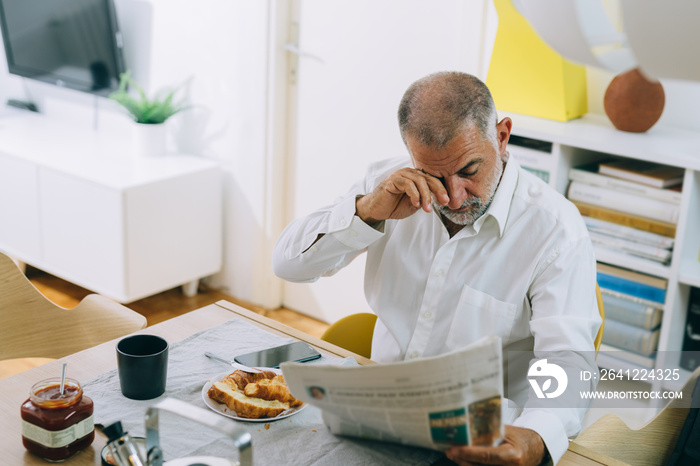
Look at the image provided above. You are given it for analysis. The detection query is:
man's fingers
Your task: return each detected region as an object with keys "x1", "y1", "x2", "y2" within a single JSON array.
[
  {"x1": 415, "y1": 170, "x2": 450, "y2": 205},
  {"x1": 365, "y1": 167, "x2": 452, "y2": 222},
  {"x1": 446, "y1": 444, "x2": 520, "y2": 465},
  {"x1": 425, "y1": 175, "x2": 449, "y2": 206},
  {"x1": 386, "y1": 173, "x2": 426, "y2": 210},
  {"x1": 444, "y1": 424, "x2": 544, "y2": 466},
  {"x1": 401, "y1": 179, "x2": 422, "y2": 208},
  {"x1": 410, "y1": 174, "x2": 435, "y2": 212},
  {"x1": 390, "y1": 169, "x2": 449, "y2": 211}
]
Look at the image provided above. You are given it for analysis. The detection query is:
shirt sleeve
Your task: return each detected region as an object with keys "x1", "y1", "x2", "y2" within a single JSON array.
[
  {"x1": 512, "y1": 234, "x2": 602, "y2": 464},
  {"x1": 272, "y1": 173, "x2": 386, "y2": 283}
]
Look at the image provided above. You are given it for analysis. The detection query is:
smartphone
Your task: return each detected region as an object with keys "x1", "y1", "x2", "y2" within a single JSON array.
[{"x1": 234, "y1": 341, "x2": 322, "y2": 368}]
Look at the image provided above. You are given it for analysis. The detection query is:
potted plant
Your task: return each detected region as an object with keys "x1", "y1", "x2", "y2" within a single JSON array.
[{"x1": 109, "y1": 71, "x2": 189, "y2": 157}]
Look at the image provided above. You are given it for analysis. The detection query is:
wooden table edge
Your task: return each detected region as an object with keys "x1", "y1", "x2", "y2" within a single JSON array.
[
  {"x1": 563, "y1": 442, "x2": 629, "y2": 465},
  {"x1": 214, "y1": 300, "x2": 376, "y2": 365}
]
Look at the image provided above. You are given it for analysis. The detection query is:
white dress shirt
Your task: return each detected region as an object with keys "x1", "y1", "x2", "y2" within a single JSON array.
[{"x1": 273, "y1": 156, "x2": 601, "y2": 464}]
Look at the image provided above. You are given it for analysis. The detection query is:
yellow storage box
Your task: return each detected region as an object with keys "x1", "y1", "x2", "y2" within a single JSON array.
[{"x1": 486, "y1": 0, "x2": 587, "y2": 122}]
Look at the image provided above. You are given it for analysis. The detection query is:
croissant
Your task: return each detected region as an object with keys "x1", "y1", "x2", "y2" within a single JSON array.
[
  {"x1": 223, "y1": 369, "x2": 278, "y2": 390},
  {"x1": 244, "y1": 375, "x2": 303, "y2": 407},
  {"x1": 208, "y1": 379, "x2": 289, "y2": 419}
]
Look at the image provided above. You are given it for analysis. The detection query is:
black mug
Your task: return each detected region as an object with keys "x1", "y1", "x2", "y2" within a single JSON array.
[{"x1": 116, "y1": 335, "x2": 169, "y2": 400}]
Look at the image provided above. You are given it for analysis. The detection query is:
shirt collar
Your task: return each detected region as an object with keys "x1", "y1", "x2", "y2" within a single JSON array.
[{"x1": 471, "y1": 154, "x2": 519, "y2": 237}]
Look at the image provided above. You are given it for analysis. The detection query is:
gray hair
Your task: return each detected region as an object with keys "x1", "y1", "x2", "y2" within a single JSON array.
[{"x1": 398, "y1": 71, "x2": 498, "y2": 149}]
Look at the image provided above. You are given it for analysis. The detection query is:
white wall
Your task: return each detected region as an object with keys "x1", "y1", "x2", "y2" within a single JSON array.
[
  {"x1": 143, "y1": 0, "x2": 273, "y2": 301},
  {"x1": 0, "y1": 0, "x2": 698, "y2": 314},
  {"x1": 281, "y1": 0, "x2": 490, "y2": 323}
]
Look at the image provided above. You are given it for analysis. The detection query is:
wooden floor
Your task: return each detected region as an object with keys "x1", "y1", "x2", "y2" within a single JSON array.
[{"x1": 25, "y1": 267, "x2": 330, "y2": 339}]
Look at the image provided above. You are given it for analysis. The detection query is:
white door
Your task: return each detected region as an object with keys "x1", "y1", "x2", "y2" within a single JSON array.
[{"x1": 281, "y1": 0, "x2": 489, "y2": 323}]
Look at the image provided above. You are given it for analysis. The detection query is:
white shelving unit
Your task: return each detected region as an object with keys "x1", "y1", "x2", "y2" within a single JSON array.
[
  {"x1": 0, "y1": 110, "x2": 223, "y2": 303},
  {"x1": 504, "y1": 110, "x2": 700, "y2": 393}
]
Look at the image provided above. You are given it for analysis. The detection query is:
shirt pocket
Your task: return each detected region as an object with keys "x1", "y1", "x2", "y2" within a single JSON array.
[{"x1": 445, "y1": 285, "x2": 517, "y2": 350}]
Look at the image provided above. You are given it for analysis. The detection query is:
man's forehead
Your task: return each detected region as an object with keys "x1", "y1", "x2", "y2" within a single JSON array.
[{"x1": 408, "y1": 127, "x2": 490, "y2": 168}]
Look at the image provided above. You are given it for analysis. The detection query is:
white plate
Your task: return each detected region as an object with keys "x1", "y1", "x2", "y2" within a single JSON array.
[{"x1": 201, "y1": 371, "x2": 306, "y2": 423}]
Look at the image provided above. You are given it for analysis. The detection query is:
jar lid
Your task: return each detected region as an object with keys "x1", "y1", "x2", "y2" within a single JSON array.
[
  {"x1": 29, "y1": 377, "x2": 82, "y2": 408},
  {"x1": 101, "y1": 437, "x2": 146, "y2": 466}
]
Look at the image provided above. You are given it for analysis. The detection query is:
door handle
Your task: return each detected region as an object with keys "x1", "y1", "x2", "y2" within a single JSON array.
[{"x1": 282, "y1": 43, "x2": 326, "y2": 64}]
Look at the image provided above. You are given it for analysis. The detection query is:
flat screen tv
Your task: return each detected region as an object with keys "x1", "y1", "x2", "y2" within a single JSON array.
[{"x1": 0, "y1": 0, "x2": 125, "y2": 95}]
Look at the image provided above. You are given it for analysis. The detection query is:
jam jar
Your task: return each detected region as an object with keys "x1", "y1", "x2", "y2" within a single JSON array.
[{"x1": 21, "y1": 377, "x2": 95, "y2": 461}]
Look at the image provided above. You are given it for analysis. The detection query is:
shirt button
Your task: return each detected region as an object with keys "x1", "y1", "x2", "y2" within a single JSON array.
[
  {"x1": 340, "y1": 219, "x2": 347, "y2": 226},
  {"x1": 423, "y1": 311, "x2": 432, "y2": 319},
  {"x1": 409, "y1": 352, "x2": 419, "y2": 359},
  {"x1": 349, "y1": 230, "x2": 358, "y2": 237},
  {"x1": 435, "y1": 269, "x2": 444, "y2": 277}
]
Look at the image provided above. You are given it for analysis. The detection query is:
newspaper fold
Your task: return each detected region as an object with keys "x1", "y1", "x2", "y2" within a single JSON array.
[{"x1": 281, "y1": 336, "x2": 503, "y2": 452}]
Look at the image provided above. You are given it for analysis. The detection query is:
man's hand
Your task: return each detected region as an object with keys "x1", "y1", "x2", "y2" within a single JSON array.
[
  {"x1": 445, "y1": 426, "x2": 546, "y2": 466},
  {"x1": 356, "y1": 168, "x2": 449, "y2": 225}
]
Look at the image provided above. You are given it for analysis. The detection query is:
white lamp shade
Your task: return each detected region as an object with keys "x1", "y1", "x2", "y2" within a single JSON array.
[
  {"x1": 516, "y1": 0, "x2": 636, "y2": 74},
  {"x1": 517, "y1": 0, "x2": 700, "y2": 81},
  {"x1": 621, "y1": 0, "x2": 700, "y2": 81}
]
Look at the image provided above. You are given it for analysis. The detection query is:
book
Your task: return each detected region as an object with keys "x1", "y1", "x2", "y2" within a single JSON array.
[
  {"x1": 572, "y1": 201, "x2": 677, "y2": 238},
  {"x1": 597, "y1": 263, "x2": 668, "y2": 288},
  {"x1": 600, "y1": 292, "x2": 663, "y2": 330},
  {"x1": 508, "y1": 136, "x2": 553, "y2": 184},
  {"x1": 583, "y1": 216, "x2": 674, "y2": 249},
  {"x1": 593, "y1": 246, "x2": 670, "y2": 279},
  {"x1": 600, "y1": 287, "x2": 668, "y2": 309},
  {"x1": 680, "y1": 287, "x2": 700, "y2": 372},
  {"x1": 602, "y1": 319, "x2": 660, "y2": 356},
  {"x1": 568, "y1": 181, "x2": 680, "y2": 224},
  {"x1": 597, "y1": 263, "x2": 667, "y2": 304},
  {"x1": 521, "y1": 167, "x2": 550, "y2": 184},
  {"x1": 508, "y1": 135, "x2": 553, "y2": 153},
  {"x1": 598, "y1": 343, "x2": 656, "y2": 369},
  {"x1": 569, "y1": 163, "x2": 682, "y2": 205},
  {"x1": 598, "y1": 159, "x2": 684, "y2": 189},
  {"x1": 589, "y1": 231, "x2": 672, "y2": 264}
]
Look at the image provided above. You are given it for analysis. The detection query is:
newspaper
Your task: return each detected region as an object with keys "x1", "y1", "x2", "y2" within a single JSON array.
[{"x1": 281, "y1": 336, "x2": 503, "y2": 452}]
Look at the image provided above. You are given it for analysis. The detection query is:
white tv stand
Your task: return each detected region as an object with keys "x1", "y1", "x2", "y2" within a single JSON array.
[{"x1": 0, "y1": 110, "x2": 222, "y2": 303}]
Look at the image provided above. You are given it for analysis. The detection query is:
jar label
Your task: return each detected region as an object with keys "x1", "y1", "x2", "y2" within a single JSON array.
[{"x1": 22, "y1": 415, "x2": 94, "y2": 448}]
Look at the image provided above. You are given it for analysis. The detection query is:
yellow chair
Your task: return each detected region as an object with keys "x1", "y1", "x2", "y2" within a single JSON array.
[
  {"x1": 595, "y1": 283, "x2": 605, "y2": 355},
  {"x1": 0, "y1": 251, "x2": 147, "y2": 375},
  {"x1": 321, "y1": 286, "x2": 604, "y2": 360},
  {"x1": 321, "y1": 313, "x2": 377, "y2": 359}
]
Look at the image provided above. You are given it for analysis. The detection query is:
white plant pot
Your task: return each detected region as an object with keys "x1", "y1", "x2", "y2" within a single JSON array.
[{"x1": 132, "y1": 122, "x2": 167, "y2": 157}]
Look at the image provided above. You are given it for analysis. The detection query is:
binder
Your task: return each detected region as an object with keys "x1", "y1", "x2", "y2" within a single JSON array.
[{"x1": 681, "y1": 287, "x2": 700, "y2": 372}]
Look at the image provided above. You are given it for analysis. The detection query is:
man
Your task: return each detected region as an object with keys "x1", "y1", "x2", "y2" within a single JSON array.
[{"x1": 273, "y1": 72, "x2": 601, "y2": 465}]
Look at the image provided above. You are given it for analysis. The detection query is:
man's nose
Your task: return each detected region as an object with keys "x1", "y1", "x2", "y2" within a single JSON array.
[{"x1": 444, "y1": 177, "x2": 467, "y2": 209}]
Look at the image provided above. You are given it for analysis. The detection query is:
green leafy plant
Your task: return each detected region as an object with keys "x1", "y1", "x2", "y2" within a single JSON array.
[{"x1": 109, "y1": 71, "x2": 189, "y2": 124}]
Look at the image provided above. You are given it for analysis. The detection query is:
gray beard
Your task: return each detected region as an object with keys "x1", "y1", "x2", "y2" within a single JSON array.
[
  {"x1": 434, "y1": 197, "x2": 492, "y2": 226},
  {"x1": 432, "y1": 159, "x2": 504, "y2": 227}
]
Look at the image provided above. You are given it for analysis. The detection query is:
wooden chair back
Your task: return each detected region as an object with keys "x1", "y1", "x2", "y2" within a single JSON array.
[
  {"x1": 573, "y1": 366, "x2": 700, "y2": 465},
  {"x1": 0, "y1": 251, "x2": 147, "y2": 360}
]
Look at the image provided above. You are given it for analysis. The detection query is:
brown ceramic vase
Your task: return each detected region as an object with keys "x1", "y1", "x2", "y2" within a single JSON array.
[{"x1": 603, "y1": 68, "x2": 665, "y2": 133}]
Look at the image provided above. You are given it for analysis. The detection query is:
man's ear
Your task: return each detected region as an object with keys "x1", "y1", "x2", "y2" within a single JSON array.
[{"x1": 496, "y1": 117, "x2": 512, "y2": 156}]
